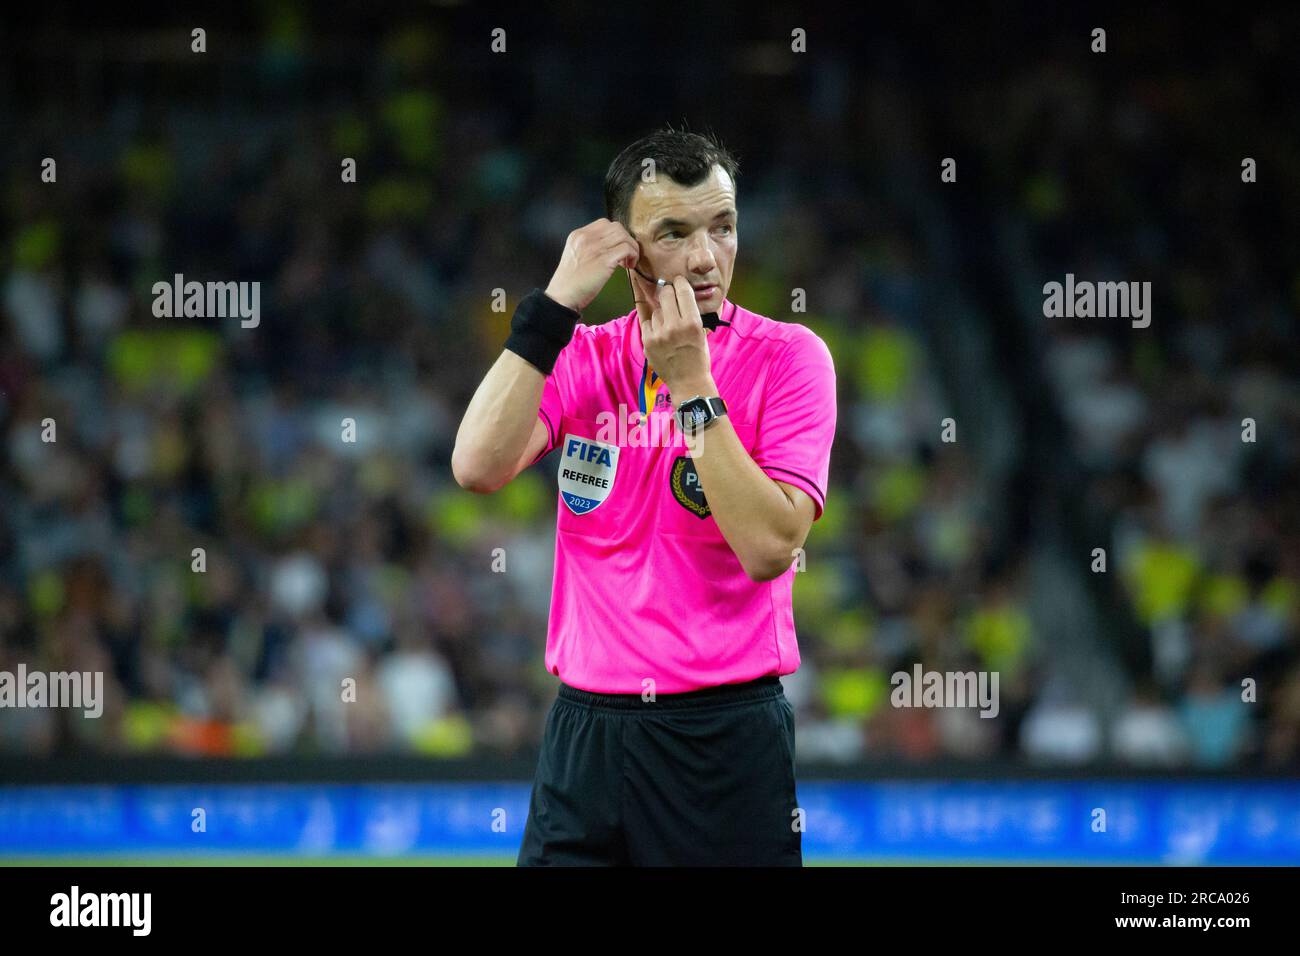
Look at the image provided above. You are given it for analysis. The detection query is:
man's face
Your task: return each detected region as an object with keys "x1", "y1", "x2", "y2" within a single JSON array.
[{"x1": 626, "y1": 164, "x2": 737, "y2": 316}]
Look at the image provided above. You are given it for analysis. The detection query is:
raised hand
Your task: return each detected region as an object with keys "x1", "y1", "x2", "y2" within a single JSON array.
[{"x1": 544, "y1": 218, "x2": 641, "y2": 313}]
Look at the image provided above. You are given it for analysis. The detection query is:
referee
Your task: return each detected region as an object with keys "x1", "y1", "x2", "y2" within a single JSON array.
[{"x1": 452, "y1": 127, "x2": 837, "y2": 866}]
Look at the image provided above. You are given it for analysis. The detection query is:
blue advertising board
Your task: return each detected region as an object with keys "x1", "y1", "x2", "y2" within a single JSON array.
[{"x1": 1, "y1": 779, "x2": 1296, "y2": 863}]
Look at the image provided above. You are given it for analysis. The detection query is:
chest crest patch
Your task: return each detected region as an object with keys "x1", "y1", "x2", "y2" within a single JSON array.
[{"x1": 669, "y1": 455, "x2": 710, "y2": 518}]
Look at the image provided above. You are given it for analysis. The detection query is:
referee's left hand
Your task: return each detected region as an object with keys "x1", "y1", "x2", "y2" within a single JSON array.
[{"x1": 632, "y1": 274, "x2": 713, "y2": 397}]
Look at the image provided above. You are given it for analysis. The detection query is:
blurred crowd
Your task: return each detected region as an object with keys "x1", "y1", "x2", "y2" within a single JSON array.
[
  {"x1": 1, "y1": 11, "x2": 1295, "y2": 768},
  {"x1": 955, "y1": 36, "x2": 1300, "y2": 767}
]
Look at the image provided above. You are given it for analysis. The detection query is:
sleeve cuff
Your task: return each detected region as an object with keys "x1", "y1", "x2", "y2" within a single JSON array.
[
  {"x1": 532, "y1": 407, "x2": 557, "y2": 465},
  {"x1": 761, "y1": 465, "x2": 826, "y2": 520}
]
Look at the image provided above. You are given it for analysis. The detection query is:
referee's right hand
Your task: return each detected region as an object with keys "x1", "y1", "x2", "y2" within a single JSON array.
[{"x1": 544, "y1": 219, "x2": 641, "y2": 313}]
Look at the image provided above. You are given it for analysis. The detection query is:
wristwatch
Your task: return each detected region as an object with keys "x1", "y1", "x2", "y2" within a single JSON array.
[{"x1": 675, "y1": 396, "x2": 728, "y2": 435}]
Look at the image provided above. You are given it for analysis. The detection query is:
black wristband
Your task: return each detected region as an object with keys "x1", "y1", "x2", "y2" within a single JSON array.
[{"x1": 503, "y1": 289, "x2": 580, "y2": 375}]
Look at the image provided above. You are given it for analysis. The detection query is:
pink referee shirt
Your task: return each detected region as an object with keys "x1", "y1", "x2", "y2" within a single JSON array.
[{"x1": 530, "y1": 297, "x2": 837, "y2": 693}]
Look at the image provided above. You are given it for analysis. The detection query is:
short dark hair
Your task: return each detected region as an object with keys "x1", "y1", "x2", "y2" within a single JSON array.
[{"x1": 603, "y1": 125, "x2": 740, "y2": 228}]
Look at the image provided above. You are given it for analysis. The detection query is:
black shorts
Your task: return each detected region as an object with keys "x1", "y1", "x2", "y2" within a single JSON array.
[{"x1": 517, "y1": 675, "x2": 801, "y2": 866}]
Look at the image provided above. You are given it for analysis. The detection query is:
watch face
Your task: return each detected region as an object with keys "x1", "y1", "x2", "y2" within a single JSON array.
[{"x1": 678, "y1": 399, "x2": 710, "y2": 432}]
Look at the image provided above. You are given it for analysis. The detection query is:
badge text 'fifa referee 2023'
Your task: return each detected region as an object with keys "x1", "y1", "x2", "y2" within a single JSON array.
[{"x1": 452, "y1": 127, "x2": 837, "y2": 866}]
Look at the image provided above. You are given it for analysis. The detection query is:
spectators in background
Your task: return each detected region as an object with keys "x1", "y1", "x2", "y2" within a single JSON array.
[{"x1": 1, "y1": 10, "x2": 1295, "y2": 768}]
